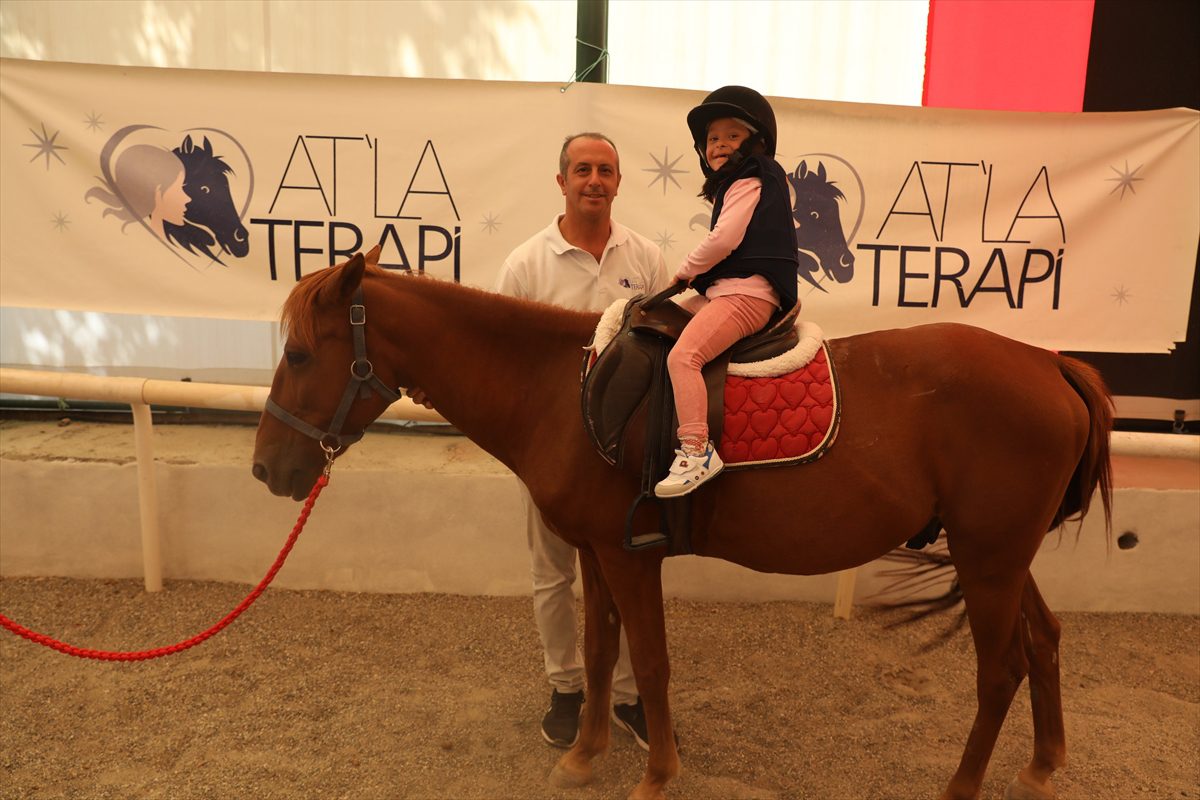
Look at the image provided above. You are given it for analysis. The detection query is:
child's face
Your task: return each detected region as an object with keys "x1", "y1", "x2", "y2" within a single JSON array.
[{"x1": 705, "y1": 118, "x2": 753, "y2": 171}]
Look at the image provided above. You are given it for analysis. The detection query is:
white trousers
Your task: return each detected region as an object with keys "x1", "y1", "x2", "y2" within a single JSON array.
[{"x1": 520, "y1": 481, "x2": 638, "y2": 706}]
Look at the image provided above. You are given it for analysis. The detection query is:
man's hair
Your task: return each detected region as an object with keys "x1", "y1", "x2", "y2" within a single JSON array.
[{"x1": 558, "y1": 132, "x2": 620, "y2": 177}]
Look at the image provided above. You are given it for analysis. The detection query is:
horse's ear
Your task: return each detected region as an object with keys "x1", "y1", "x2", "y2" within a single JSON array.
[
  {"x1": 363, "y1": 244, "x2": 382, "y2": 266},
  {"x1": 796, "y1": 160, "x2": 809, "y2": 179},
  {"x1": 318, "y1": 253, "x2": 366, "y2": 306},
  {"x1": 181, "y1": 135, "x2": 195, "y2": 154},
  {"x1": 201, "y1": 137, "x2": 214, "y2": 155},
  {"x1": 817, "y1": 162, "x2": 827, "y2": 181}
]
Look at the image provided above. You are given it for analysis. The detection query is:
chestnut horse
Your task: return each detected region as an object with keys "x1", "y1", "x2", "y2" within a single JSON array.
[{"x1": 252, "y1": 250, "x2": 1113, "y2": 800}]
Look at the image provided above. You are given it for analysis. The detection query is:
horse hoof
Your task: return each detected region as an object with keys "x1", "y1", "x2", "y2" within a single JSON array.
[
  {"x1": 1004, "y1": 770, "x2": 1056, "y2": 800},
  {"x1": 549, "y1": 759, "x2": 592, "y2": 789},
  {"x1": 627, "y1": 780, "x2": 668, "y2": 800}
]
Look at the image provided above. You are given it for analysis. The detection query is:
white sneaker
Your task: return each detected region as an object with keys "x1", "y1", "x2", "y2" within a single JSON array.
[{"x1": 654, "y1": 441, "x2": 724, "y2": 498}]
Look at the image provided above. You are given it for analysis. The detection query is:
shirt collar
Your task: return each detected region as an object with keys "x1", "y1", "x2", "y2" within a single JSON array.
[{"x1": 548, "y1": 213, "x2": 628, "y2": 256}]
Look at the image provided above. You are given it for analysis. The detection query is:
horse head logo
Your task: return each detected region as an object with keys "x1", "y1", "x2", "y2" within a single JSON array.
[
  {"x1": 166, "y1": 135, "x2": 250, "y2": 263},
  {"x1": 787, "y1": 160, "x2": 856, "y2": 292},
  {"x1": 86, "y1": 125, "x2": 253, "y2": 269}
]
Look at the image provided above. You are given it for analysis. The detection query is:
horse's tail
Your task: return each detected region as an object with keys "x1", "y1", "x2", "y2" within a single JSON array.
[{"x1": 1053, "y1": 354, "x2": 1114, "y2": 537}]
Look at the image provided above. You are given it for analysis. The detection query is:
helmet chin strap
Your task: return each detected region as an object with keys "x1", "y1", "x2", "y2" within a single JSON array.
[{"x1": 699, "y1": 134, "x2": 763, "y2": 178}]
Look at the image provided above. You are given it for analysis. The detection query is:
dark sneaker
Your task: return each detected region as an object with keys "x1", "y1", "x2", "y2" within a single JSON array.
[
  {"x1": 612, "y1": 698, "x2": 650, "y2": 751},
  {"x1": 612, "y1": 698, "x2": 680, "y2": 752},
  {"x1": 541, "y1": 689, "x2": 584, "y2": 748}
]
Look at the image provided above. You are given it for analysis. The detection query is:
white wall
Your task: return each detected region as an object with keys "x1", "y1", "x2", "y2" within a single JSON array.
[{"x1": 1, "y1": 425, "x2": 1195, "y2": 613}]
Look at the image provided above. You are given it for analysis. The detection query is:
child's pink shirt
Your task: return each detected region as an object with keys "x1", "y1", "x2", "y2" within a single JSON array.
[{"x1": 675, "y1": 177, "x2": 781, "y2": 308}]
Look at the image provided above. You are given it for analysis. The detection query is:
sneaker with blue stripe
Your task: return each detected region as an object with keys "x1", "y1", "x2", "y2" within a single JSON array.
[{"x1": 654, "y1": 440, "x2": 724, "y2": 498}]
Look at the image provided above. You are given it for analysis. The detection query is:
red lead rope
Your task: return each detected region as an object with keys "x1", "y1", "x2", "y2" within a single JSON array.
[{"x1": 0, "y1": 473, "x2": 330, "y2": 662}]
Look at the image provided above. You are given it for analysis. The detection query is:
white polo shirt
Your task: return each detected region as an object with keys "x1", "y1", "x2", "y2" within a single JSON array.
[{"x1": 494, "y1": 214, "x2": 670, "y2": 312}]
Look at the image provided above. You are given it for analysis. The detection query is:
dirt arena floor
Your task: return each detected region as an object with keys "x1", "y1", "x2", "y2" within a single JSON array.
[{"x1": 1, "y1": 575, "x2": 1197, "y2": 800}]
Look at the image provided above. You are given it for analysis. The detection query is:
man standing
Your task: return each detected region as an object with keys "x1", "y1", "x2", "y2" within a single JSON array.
[{"x1": 494, "y1": 132, "x2": 670, "y2": 750}]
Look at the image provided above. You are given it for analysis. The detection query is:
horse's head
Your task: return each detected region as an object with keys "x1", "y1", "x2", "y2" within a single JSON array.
[
  {"x1": 169, "y1": 135, "x2": 249, "y2": 261},
  {"x1": 252, "y1": 246, "x2": 400, "y2": 500},
  {"x1": 787, "y1": 161, "x2": 854, "y2": 290}
]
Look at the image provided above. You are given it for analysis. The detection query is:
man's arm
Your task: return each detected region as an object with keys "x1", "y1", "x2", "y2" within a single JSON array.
[{"x1": 647, "y1": 240, "x2": 671, "y2": 294}]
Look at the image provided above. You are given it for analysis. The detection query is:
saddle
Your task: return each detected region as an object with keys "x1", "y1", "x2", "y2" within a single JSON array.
[{"x1": 581, "y1": 282, "x2": 802, "y2": 553}]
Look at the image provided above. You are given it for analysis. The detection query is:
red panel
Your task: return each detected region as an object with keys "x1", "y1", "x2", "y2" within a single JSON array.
[{"x1": 924, "y1": 0, "x2": 1095, "y2": 112}]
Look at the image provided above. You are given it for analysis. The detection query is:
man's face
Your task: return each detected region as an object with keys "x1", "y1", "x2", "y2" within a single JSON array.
[{"x1": 557, "y1": 138, "x2": 621, "y2": 221}]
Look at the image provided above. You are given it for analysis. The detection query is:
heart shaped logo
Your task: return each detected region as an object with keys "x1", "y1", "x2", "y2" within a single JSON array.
[{"x1": 85, "y1": 124, "x2": 254, "y2": 269}]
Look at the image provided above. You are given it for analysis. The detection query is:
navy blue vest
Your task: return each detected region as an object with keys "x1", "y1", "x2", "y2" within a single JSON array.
[{"x1": 691, "y1": 155, "x2": 798, "y2": 312}]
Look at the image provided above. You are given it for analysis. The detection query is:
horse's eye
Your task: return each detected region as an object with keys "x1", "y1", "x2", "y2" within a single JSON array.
[
  {"x1": 201, "y1": 185, "x2": 210, "y2": 194},
  {"x1": 285, "y1": 351, "x2": 309, "y2": 367},
  {"x1": 810, "y1": 211, "x2": 820, "y2": 220}
]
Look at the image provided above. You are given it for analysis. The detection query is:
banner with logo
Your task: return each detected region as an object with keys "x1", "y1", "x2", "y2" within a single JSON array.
[{"x1": 1, "y1": 58, "x2": 1196, "y2": 352}]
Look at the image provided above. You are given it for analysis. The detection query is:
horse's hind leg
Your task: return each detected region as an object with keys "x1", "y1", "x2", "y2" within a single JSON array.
[
  {"x1": 550, "y1": 546, "x2": 619, "y2": 788},
  {"x1": 1006, "y1": 575, "x2": 1066, "y2": 800},
  {"x1": 941, "y1": 545, "x2": 1033, "y2": 800}
]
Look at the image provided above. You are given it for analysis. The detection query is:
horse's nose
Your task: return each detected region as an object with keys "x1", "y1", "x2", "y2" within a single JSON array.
[{"x1": 252, "y1": 462, "x2": 268, "y2": 483}]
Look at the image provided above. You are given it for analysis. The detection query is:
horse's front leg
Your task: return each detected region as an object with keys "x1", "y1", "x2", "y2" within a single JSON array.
[
  {"x1": 549, "y1": 546, "x2": 619, "y2": 788},
  {"x1": 600, "y1": 547, "x2": 680, "y2": 800}
]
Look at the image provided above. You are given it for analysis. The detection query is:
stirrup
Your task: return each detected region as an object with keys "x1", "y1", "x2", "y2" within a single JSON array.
[{"x1": 623, "y1": 491, "x2": 668, "y2": 551}]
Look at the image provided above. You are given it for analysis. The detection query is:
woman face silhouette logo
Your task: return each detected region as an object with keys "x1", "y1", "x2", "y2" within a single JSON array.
[{"x1": 86, "y1": 125, "x2": 253, "y2": 268}]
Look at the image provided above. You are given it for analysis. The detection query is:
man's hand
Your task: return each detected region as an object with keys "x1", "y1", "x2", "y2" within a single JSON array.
[{"x1": 406, "y1": 387, "x2": 435, "y2": 410}]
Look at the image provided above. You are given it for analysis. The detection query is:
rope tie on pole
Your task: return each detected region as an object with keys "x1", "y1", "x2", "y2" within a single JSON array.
[
  {"x1": 561, "y1": 39, "x2": 609, "y2": 93},
  {"x1": 0, "y1": 469, "x2": 331, "y2": 662}
]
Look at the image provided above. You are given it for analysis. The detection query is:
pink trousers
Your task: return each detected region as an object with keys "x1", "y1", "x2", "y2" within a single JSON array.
[{"x1": 667, "y1": 293, "x2": 777, "y2": 446}]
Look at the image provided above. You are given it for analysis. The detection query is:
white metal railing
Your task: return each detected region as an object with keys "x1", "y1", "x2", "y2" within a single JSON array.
[
  {"x1": 2, "y1": 367, "x2": 1196, "y2": 616},
  {"x1": 0, "y1": 367, "x2": 442, "y2": 592}
]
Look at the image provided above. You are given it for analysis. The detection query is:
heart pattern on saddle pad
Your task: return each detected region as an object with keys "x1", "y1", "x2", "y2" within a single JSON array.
[{"x1": 719, "y1": 345, "x2": 838, "y2": 468}]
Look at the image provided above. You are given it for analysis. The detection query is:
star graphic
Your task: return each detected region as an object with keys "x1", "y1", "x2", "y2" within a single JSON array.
[
  {"x1": 83, "y1": 111, "x2": 104, "y2": 132},
  {"x1": 24, "y1": 123, "x2": 69, "y2": 170},
  {"x1": 1105, "y1": 160, "x2": 1144, "y2": 200},
  {"x1": 480, "y1": 212, "x2": 501, "y2": 234},
  {"x1": 652, "y1": 230, "x2": 676, "y2": 250},
  {"x1": 51, "y1": 211, "x2": 71, "y2": 232},
  {"x1": 643, "y1": 147, "x2": 688, "y2": 195},
  {"x1": 1111, "y1": 285, "x2": 1132, "y2": 305}
]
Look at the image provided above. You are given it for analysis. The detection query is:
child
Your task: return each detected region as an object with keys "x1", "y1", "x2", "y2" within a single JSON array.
[{"x1": 655, "y1": 86, "x2": 799, "y2": 498}]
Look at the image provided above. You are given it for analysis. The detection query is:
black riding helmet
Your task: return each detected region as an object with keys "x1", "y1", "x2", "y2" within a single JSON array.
[{"x1": 686, "y1": 85, "x2": 778, "y2": 175}]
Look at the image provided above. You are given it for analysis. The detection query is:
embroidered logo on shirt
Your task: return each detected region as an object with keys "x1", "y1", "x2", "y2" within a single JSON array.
[{"x1": 619, "y1": 277, "x2": 646, "y2": 290}]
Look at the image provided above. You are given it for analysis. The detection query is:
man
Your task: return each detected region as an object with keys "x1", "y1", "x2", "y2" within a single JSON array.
[{"x1": 493, "y1": 133, "x2": 670, "y2": 750}]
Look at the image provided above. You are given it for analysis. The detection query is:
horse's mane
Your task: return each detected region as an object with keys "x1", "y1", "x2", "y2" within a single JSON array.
[
  {"x1": 280, "y1": 263, "x2": 392, "y2": 348},
  {"x1": 280, "y1": 263, "x2": 596, "y2": 349}
]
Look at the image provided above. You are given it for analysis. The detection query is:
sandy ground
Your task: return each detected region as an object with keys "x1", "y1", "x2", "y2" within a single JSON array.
[
  {"x1": 1, "y1": 418, "x2": 1198, "y2": 798},
  {"x1": 1, "y1": 576, "x2": 1197, "y2": 800}
]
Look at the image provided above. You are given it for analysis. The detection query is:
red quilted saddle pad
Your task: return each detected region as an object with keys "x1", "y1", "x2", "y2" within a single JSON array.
[{"x1": 719, "y1": 344, "x2": 839, "y2": 468}]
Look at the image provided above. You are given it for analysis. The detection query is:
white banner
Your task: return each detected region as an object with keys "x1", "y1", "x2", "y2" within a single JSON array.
[{"x1": 1, "y1": 58, "x2": 1196, "y2": 352}]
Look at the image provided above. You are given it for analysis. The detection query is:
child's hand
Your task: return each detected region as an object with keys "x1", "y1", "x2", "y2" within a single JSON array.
[{"x1": 405, "y1": 387, "x2": 435, "y2": 410}]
